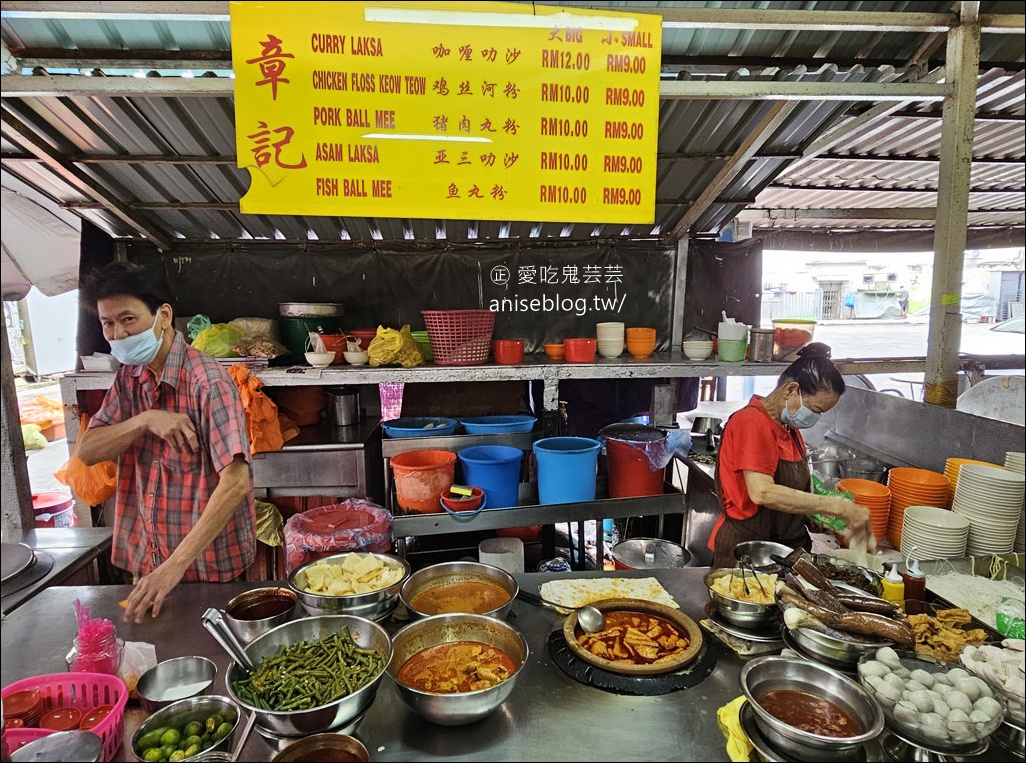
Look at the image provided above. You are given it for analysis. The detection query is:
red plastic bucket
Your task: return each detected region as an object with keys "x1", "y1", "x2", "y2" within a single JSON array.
[
  {"x1": 606, "y1": 437, "x2": 665, "y2": 498},
  {"x1": 32, "y1": 492, "x2": 75, "y2": 528},
  {"x1": 390, "y1": 450, "x2": 457, "y2": 514}
]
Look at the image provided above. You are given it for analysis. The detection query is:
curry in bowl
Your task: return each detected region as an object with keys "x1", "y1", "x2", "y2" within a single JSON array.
[
  {"x1": 397, "y1": 640, "x2": 517, "y2": 693},
  {"x1": 400, "y1": 561, "x2": 517, "y2": 619}
]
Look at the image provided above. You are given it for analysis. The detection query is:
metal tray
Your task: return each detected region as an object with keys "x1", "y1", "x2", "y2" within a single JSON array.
[{"x1": 0, "y1": 542, "x2": 35, "y2": 584}]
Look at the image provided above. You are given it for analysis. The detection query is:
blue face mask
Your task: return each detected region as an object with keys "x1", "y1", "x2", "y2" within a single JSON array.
[
  {"x1": 108, "y1": 311, "x2": 164, "y2": 366},
  {"x1": 781, "y1": 390, "x2": 821, "y2": 430}
]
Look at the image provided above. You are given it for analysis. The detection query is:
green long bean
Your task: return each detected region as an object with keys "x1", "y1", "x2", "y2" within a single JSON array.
[{"x1": 231, "y1": 626, "x2": 384, "y2": 711}]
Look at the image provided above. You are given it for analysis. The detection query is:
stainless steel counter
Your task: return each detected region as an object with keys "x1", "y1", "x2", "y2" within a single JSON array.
[
  {"x1": 0, "y1": 527, "x2": 113, "y2": 615},
  {"x1": 2, "y1": 569, "x2": 738, "y2": 762},
  {"x1": 1, "y1": 568, "x2": 1015, "y2": 761}
]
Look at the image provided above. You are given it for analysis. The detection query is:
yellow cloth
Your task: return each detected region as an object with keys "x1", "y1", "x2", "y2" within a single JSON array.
[{"x1": 717, "y1": 695, "x2": 754, "y2": 763}]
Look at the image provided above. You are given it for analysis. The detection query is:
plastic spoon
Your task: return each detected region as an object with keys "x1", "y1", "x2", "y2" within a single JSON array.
[{"x1": 515, "y1": 590, "x2": 606, "y2": 633}]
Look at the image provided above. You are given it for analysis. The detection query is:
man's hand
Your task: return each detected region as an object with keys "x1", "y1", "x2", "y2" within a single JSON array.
[
  {"x1": 144, "y1": 410, "x2": 199, "y2": 452},
  {"x1": 832, "y1": 497, "x2": 875, "y2": 549},
  {"x1": 123, "y1": 562, "x2": 187, "y2": 623}
]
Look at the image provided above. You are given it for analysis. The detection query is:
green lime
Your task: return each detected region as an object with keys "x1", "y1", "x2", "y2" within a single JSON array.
[
  {"x1": 168, "y1": 751, "x2": 187, "y2": 763},
  {"x1": 137, "y1": 730, "x2": 165, "y2": 752},
  {"x1": 159, "y1": 728, "x2": 181, "y2": 747},
  {"x1": 142, "y1": 749, "x2": 163, "y2": 763},
  {"x1": 182, "y1": 735, "x2": 203, "y2": 750},
  {"x1": 204, "y1": 714, "x2": 223, "y2": 734},
  {"x1": 160, "y1": 744, "x2": 176, "y2": 760},
  {"x1": 183, "y1": 743, "x2": 201, "y2": 758},
  {"x1": 183, "y1": 721, "x2": 204, "y2": 738},
  {"x1": 213, "y1": 721, "x2": 233, "y2": 741}
]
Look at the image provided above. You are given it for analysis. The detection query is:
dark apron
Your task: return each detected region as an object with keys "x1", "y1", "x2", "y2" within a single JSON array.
[{"x1": 710, "y1": 408, "x2": 812, "y2": 569}]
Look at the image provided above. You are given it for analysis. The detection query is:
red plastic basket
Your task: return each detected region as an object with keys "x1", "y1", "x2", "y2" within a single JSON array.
[
  {"x1": 2, "y1": 672, "x2": 128, "y2": 762},
  {"x1": 421, "y1": 310, "x2": 496, "y2": 366},
  {"x1": 3, "y1": 727, "x2": 54, "y2": 755}
]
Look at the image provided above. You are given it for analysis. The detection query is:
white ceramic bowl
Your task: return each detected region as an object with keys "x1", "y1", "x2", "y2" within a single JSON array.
[
  {"x1": 343, "y1": 350, "x2": 369, "y2": 366},
  {"x1": 305, "y1": 351, "x2": 336, "y2": 367},
  {"x1": 682, "y1": 342, "x2": 713, "y2": 361}
]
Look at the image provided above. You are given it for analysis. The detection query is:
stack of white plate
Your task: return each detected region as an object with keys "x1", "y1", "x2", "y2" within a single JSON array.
[
  {"x1": 900, "y1": 505, "x2": 969, "y2": 560},
  {"x1": 1005, "y1": 451, "x2": 1025, "y2": 474},
  {"x1": 952, "y1": 464, "x2": 1025, "y2": 555},
  {"x1": 1011, "y1": 451, "x2": 1026, "y2": 552}
]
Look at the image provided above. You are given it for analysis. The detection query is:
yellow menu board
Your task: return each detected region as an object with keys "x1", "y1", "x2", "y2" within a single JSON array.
[{"x1": 231, "y1": 1, "x2": 661, "y2": 224}]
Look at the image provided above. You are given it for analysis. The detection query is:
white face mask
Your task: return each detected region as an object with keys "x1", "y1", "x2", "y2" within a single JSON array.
[
  {"x1": 780, "y1": 390, "x2": 821, "y2": 429},
  {"x1": 108, "y1": 311, "x2": 164, "y2": 366}
]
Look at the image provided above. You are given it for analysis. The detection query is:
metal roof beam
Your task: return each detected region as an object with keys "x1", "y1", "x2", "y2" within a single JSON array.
[
  {"x1": 671, "y1": 101, "x2": 801, "y2": 239},
  {"x1": 5, "y1": 3, "x2": 1021, "y2": 35},
  {"x1": 741, "y1": 206, "x2": 1026, "y2": 220},
  {"x1": 659, "y1": 80, "x2": 949, "y2": 101},
  {"x1": 0, "y1": 109, "x2": 172, "y2": 249},
  {"x1": 0, "y1": 73, "x2": 951, "y2": 101},
  {"x1": 13, "y1": 49, "x2": 233, "y2": 71},
  {"x1": 766, "y1": 183, "x2": 1025, "y2": 194}
]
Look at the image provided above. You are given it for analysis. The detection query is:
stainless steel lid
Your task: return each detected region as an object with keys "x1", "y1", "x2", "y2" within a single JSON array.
[
  {"x1": 278, "y1": 302, "x2": 345, "y2": 318},
  {"x1": 10, "y1": 730, "x2": 103, "y2": 762}
]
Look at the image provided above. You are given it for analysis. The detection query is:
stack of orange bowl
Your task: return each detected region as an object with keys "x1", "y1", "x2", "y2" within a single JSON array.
[
  {"x1": 943, "y1": 457, "x2": 1002, "y2": 508},
  {"x1": 836, "y1": 478, "x2": 891, "y2": 540},
  {"x1": 886, "y1": 467, "x2": 950, "y2": 549}
]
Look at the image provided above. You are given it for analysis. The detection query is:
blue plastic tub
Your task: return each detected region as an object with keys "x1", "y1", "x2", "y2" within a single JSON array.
[
  {"x1": 381, "y1": 417, "x2": 459, "y2": 438},
  {"x1": 457, "y1": 445, "x2": 524, "y2": 510},
  {"x1": 458, "y1": 415, "x2": 537, "y2": 434},
  {"x1": 533, "y1": 437, "x2": 601, "y2": 504}
]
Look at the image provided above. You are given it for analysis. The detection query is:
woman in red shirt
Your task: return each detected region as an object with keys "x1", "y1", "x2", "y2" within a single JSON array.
[{"x1": 710, "y1": 343, "x2": 871, "y2": 568}]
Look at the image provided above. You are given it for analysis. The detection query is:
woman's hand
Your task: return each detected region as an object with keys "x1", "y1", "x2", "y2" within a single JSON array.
[{"x1": 827, "y1": 496, "x2": 874, "y2": 548}]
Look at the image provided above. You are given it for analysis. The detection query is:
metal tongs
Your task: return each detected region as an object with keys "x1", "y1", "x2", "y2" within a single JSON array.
[{"x1": 738, "y1": 554, "x2": 768, "y2": 598}]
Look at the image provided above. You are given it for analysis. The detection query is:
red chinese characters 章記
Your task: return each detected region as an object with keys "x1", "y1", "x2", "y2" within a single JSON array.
[{"x1": 247, "y1": 121, "x2": 307, "y2": 170}]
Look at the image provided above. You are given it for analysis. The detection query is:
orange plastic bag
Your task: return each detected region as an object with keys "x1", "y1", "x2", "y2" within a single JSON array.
[
  {"x1": 54, "y1": 415, "x2": 117, "y2": 506},
  {"x1": 228, "y1": 365, "x2": 285, "y2": 454}
]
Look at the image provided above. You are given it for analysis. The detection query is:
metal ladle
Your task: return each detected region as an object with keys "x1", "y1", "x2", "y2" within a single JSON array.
[
  {"x1": 201, "y1": 608, "x2": 256, "y2": 673},
  {"x1": 515, "y1": 590, "x2": 606, "y2": 633}
]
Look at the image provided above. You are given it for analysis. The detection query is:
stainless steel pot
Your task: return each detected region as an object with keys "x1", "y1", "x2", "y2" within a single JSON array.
[{"x1": 326, "y1": 387, "x2": 360, "y2": 427}]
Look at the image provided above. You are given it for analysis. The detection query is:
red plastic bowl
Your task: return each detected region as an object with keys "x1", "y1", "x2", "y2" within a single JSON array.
[
  {"x1": 491, "y1": 339, "x2": 525, "y2": 365},
  {"x1": 439, "y1": 486, "x2": 486, "y2": 513},
  {"x1": 39, "y1": 706, "x2": 82, "y2": 731},
  {"x1": 564, "y1": 338, "x2": 597, "y2": 362},
  {"x1": 79, "y1": 704, "x2": 114, "y2": 730}
]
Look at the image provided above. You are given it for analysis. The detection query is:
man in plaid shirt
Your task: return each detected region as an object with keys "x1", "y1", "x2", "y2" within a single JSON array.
[{"x1": 78, "y1": 262, "x2": 255, "y2": 623}]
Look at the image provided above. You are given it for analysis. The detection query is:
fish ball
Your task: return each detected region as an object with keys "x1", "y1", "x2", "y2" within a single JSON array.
[
  {"x1": 969, "y1": 709, "x2": 992, "y2": 724},
  {"x1": 973, "y1": 695, "x2": 1004, "y2": 721},
  {"x1": 859, "y1": 660, "x2": 890, "y2": 679},
  {"x1": 908, "y1": 690, "x2": 935, "y2": 713},
  {"x1": 953, "y1": 676, "x2": 981, "y2": 702},
  {"x1": 893, "y1": 700, "x2": 920, "y2": 726},
  {"x1": 903, "y1": 680, "x2": 925, "y2": 695},
  {"x1": 883, "y1": 672, "x2": 905, "y2": 690},
  {"x1": 876, "y1": 681, "x2": 902, "y2": 706},
  {"x1": 932, "y1": 682, "x2": 952, "y2": 695},
  {"x1": 864, "y1": 675, "x2": 886, "y2": 693},
  {"x1": 932, "y1": 672, "x2": 952, "y2": 686},
  {"x1": 877, "y1": 646, "x2": 902, "y2": 669},
  {"x1": 932, "y1": 698, "x2": 950, "y2": 719},
  {"x1": 946, "y1": 691, "x2": 973, "y2": 714},
  {"x1": 910, "y1": 669, "x2": 936, "y2": 689},
  {"x1": 918, "y1": 713, "x2": 949, "y2": 743},
  {"x1": 946, "y1": 667, "x2": 971, "y2": 683}
]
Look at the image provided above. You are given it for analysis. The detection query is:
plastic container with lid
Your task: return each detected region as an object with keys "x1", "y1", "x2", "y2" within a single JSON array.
[{"x1": 771, "y1": 318, "x2": 816, "y2": 361}]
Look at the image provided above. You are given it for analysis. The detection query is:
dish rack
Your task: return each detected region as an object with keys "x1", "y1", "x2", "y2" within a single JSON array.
[
  {"x1": 2, "y1": 672, "x2": 128, "y2": 762},
  {"x1": 421, "y1": 310, "x2": 495, "y2": 366}
]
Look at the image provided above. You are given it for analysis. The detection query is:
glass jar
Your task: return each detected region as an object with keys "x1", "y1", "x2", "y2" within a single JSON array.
[{"x1": 66, "y1": 629, "x2": 124, "y2": 675}]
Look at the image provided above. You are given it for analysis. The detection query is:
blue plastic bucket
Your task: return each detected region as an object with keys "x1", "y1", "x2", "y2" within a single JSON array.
[
  {"x1": 533, "y1": 437, "x2": 601, "y2": 504},
  {"x1": 457, "y1": 445, "x2": 524, "y2": 510}
]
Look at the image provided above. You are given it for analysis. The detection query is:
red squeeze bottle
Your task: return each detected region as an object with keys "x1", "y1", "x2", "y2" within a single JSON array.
[{"x1": 902, "y1": 557, "x2": 927, "y2": 601}]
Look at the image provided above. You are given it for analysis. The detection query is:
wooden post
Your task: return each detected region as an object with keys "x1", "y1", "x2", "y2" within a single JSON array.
[{"x1": 924, "y1": 3, "x2": 980, "y2": 407}]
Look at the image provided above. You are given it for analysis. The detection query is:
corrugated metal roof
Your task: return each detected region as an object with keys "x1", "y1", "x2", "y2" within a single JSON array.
[{"x1": 1, "y1": 1, "x2": 1023, "y2": 248}]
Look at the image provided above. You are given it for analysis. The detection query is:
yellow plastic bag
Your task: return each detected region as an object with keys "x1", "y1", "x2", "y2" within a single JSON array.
[
  {"x1": 192, "y1": 323, "x2": 244, "y2": 358},
  {"x1": 54, "y1": 416, "x2": 118, "y2": 506},
  {"x1": 368, "y1": 324, "x2": 424, "y2": 368}
]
